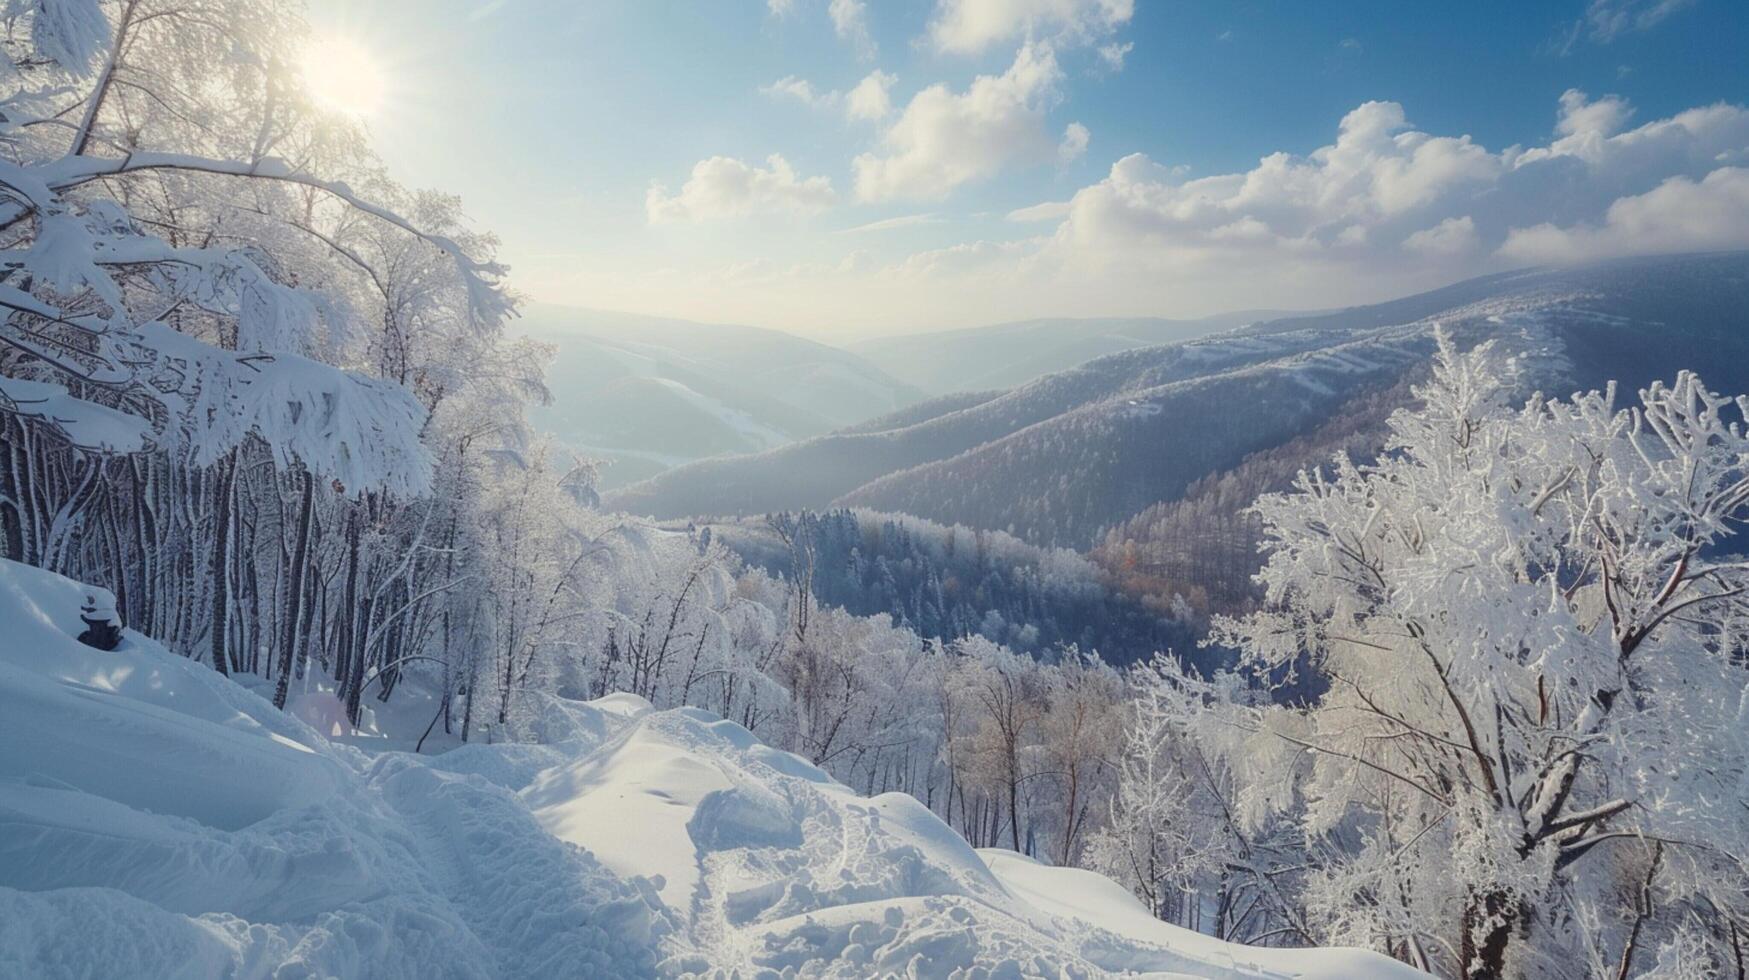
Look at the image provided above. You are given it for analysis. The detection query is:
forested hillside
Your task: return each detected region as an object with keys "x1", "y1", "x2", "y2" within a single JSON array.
[
  {"x1": 1092, "y1": 374, "x2": 1416, "y2": 617},
  {"x1": 703, "y1": 509, "x2": 1203, "y2": 665},
  {"x1": 836, "y1": 326, "x2": 1435, "y2": 545},
  {"x1": 610, "y1": 252, "x2": 1749, "y2": 549},
  {"x1": 604, "y1": 323, "x2": 1360, "y2": 520}
]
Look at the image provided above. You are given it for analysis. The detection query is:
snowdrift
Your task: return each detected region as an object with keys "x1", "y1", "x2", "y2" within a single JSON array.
[{"x1": 0, "y1": 558, "x2": 1422, "y2": 979}]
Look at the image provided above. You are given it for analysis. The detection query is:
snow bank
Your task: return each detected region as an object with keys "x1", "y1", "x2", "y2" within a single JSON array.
[
  {"x1": 0, "y1": 558, "x2": 1423, "y2": 978},
  {"x1": 524, "y1": 704, "x2": 1425, "y2": 979},
  {"x1": 0, "y1": 558, "x2": 664, "y2": 980}
]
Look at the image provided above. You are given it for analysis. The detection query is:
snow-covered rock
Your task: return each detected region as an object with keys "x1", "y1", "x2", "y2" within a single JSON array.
[{"x1": 0, "y1": 558, "x2": 1424, "y2": 979}]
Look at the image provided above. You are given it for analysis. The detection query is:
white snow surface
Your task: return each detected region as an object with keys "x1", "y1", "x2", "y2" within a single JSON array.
[
  {"x1": 0, "y1": 558, "x2": 1423, "y2": 979},
  {"x1": 0, "y1": 376, "x2": 152, "y2": 453}
]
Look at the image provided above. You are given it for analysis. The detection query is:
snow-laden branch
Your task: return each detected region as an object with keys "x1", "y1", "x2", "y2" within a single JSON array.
[{"x1": 41, "y1": 151, "x2": 513, "y2": 326}]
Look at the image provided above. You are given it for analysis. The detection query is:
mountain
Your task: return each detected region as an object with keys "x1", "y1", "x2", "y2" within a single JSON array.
[
  {"x1": 850, "y1": 311, "x2": 1302, "y2": 395},
  {"x1": 0, "y1": 557, "x2": 1419, "y2": 980},
  {"x1": 606, "y1": 252, "x2": 1749, "y2": 547},
  {"x1": 519, "y1": 306, "x2": 925, "y2": 488}
]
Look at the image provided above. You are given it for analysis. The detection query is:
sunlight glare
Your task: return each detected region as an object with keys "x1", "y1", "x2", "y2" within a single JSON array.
[{"x1": 301, "y1": 34, "x2": 386, "y2": 118}]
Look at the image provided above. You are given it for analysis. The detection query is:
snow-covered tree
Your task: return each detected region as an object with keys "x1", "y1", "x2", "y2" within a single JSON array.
[
  {"x1": 1086, "y1": 659, "x2": 1275, "y2": 938},
  {"x1": 1197, "y1": 332, "x2": 1749, "y2": 977},
  {"x1": 1036, "y1": 651, "x2": 1124, "y2": 866},
  {"x1": 0, "y1": 0, "x2": 508, "y2": 484},
  {"x1": 0, "y1": 0, "x2": 534, "y2": 727}
]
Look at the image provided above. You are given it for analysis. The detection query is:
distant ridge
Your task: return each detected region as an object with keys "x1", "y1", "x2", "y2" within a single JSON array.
[
  {"x1": 606, "y1": 252, "x2": 1749, "y2": 547},
  {"x1": 851, "y1": 310, "x2": 1307, "y2": 394}
]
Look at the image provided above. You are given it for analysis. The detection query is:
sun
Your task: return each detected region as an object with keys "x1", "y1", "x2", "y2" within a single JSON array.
[{"x1": 300, "y1": 34, "x2": 386, "y2": 118}]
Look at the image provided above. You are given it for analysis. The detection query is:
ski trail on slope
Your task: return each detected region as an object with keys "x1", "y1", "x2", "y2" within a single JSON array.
[{"x1": 370, "y1": 754, "x2": 670, "y2": 979}]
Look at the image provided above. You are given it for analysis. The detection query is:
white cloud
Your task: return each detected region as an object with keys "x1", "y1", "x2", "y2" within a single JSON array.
[
  {"x1": 854, "y1": 42, "x2": 1064, "y2": 202},
  {"x1": 767, "y1": 0, "x2": 799, "y2": 15},
  {"x1": 927, "y1": 0, "x2": 1133, "y2": 54},
  {"x1": 1007, "y1": 200, "x2": 1072, "y2": 222},
  {"x1": 1404, "y1": 215, "x2": 1480, "y2": 256},
  {"x1": 893, "y1": 237, "x2": 1042, "y2": 277},
  {"x1": 1582, "y1": 0, "x2": 1695, "y2": 43},
  {"x1": 1097, "y1": 41, "x2": 1133, "y2": 72},
  {"x1": 967, "y1": 91, "x2": 1749, "y2": 313},
  {"x1": 1556, "y1": 88, "x2": 1633, "y2": 137},
  {"x1": 1058, "y1": 122, "x2": 1090, "y2": 164},
  {"x1": 764, "y1": 70, "x2": 894, "y2": 123},
  {"x1": 837, "y1": 213, "x2": 946, "y2": 234},
  {"x1": 1500, "y1": 167, "x2": 1749, "y2": 264},
  {"x1": 1050, "y1": 92, "x2": 1745, "y2": 248},
  {"x1": 829, "y1": 0, "x2": 876, "y2": 59},
  {"x1": 846, "y1": 70, "x2": 897, "y2": 121},
  {"x1": 762, "y1": 76, "x2": 836, "y2": 109},
  {"x1": 646, "y1": 154, "x2": 837, "y2": 222}
]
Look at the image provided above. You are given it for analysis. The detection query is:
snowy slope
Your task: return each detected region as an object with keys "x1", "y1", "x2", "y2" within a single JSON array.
[
  {"x1": 0, "y1": 558, "x2": 1422, "y2": 979},
  {"x1": 0, "y1": 559, "x2": 665, "y2": 980}
]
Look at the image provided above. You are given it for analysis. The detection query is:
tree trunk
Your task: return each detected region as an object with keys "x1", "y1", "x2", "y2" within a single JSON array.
[
  {"x1": 1, "y1": 419, "x2": 28, "y2": 563},
  {"x1": 208, "y1": 453, "x2": 237, "y2": 676},
  {"x1": 130, "y1": 456, "x2": 155, "y2": 634},
  {"x1": 1461, "y1": 889, "x2": 1519, "y2": 980},
  {"x1": 334, "y1": 507, "x2": 363, "y2": 719},
  {"x1": 273, "y1": 469, "x2": 314, "y2": 709}
]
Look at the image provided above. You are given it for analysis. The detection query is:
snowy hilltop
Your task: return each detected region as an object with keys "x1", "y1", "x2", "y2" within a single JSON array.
[{"x1": 0, "y1": 557, "x2": 1420, "y2": 979}]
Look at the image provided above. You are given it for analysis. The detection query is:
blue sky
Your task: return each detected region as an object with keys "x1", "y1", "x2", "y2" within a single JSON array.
[{"x1": 310, "y1": 0, "x2": 1749, "y2": 337}]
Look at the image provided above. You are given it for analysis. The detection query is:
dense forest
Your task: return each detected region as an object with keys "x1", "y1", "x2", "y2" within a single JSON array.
[
  {"x1": 710, "y1": 508, "x2": 1204, "y2": 664},
  {"x1": 1091, "y1": 373, "x2": 1418, "y2": 617}
]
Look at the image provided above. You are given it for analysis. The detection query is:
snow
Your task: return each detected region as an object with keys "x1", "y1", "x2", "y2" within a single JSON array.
[
  {"x1": 648, "y1": 376, "x2": 793, "y2": 449},
  {"x1": 134, "y1": 322, "x2": 433, "y2": 497},
  {"x1": 0, "y1": 376, "x2": 152, "y2": 453},
  {"x1": 982, "y1": 852, "x2": 1420, "y2": 980},
  {"x1": 0, "y1": 557, "x2": 1425, "y2": 978},
  {"x1": 526, "y1": 713, "x2": 736, "y2": 913},
  {"x1": 0, "y1": 558, "x2": 660, "y2": 980},
  {"x1": 528, "y1": 704, "x2": 1423, "y2": 977}
]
